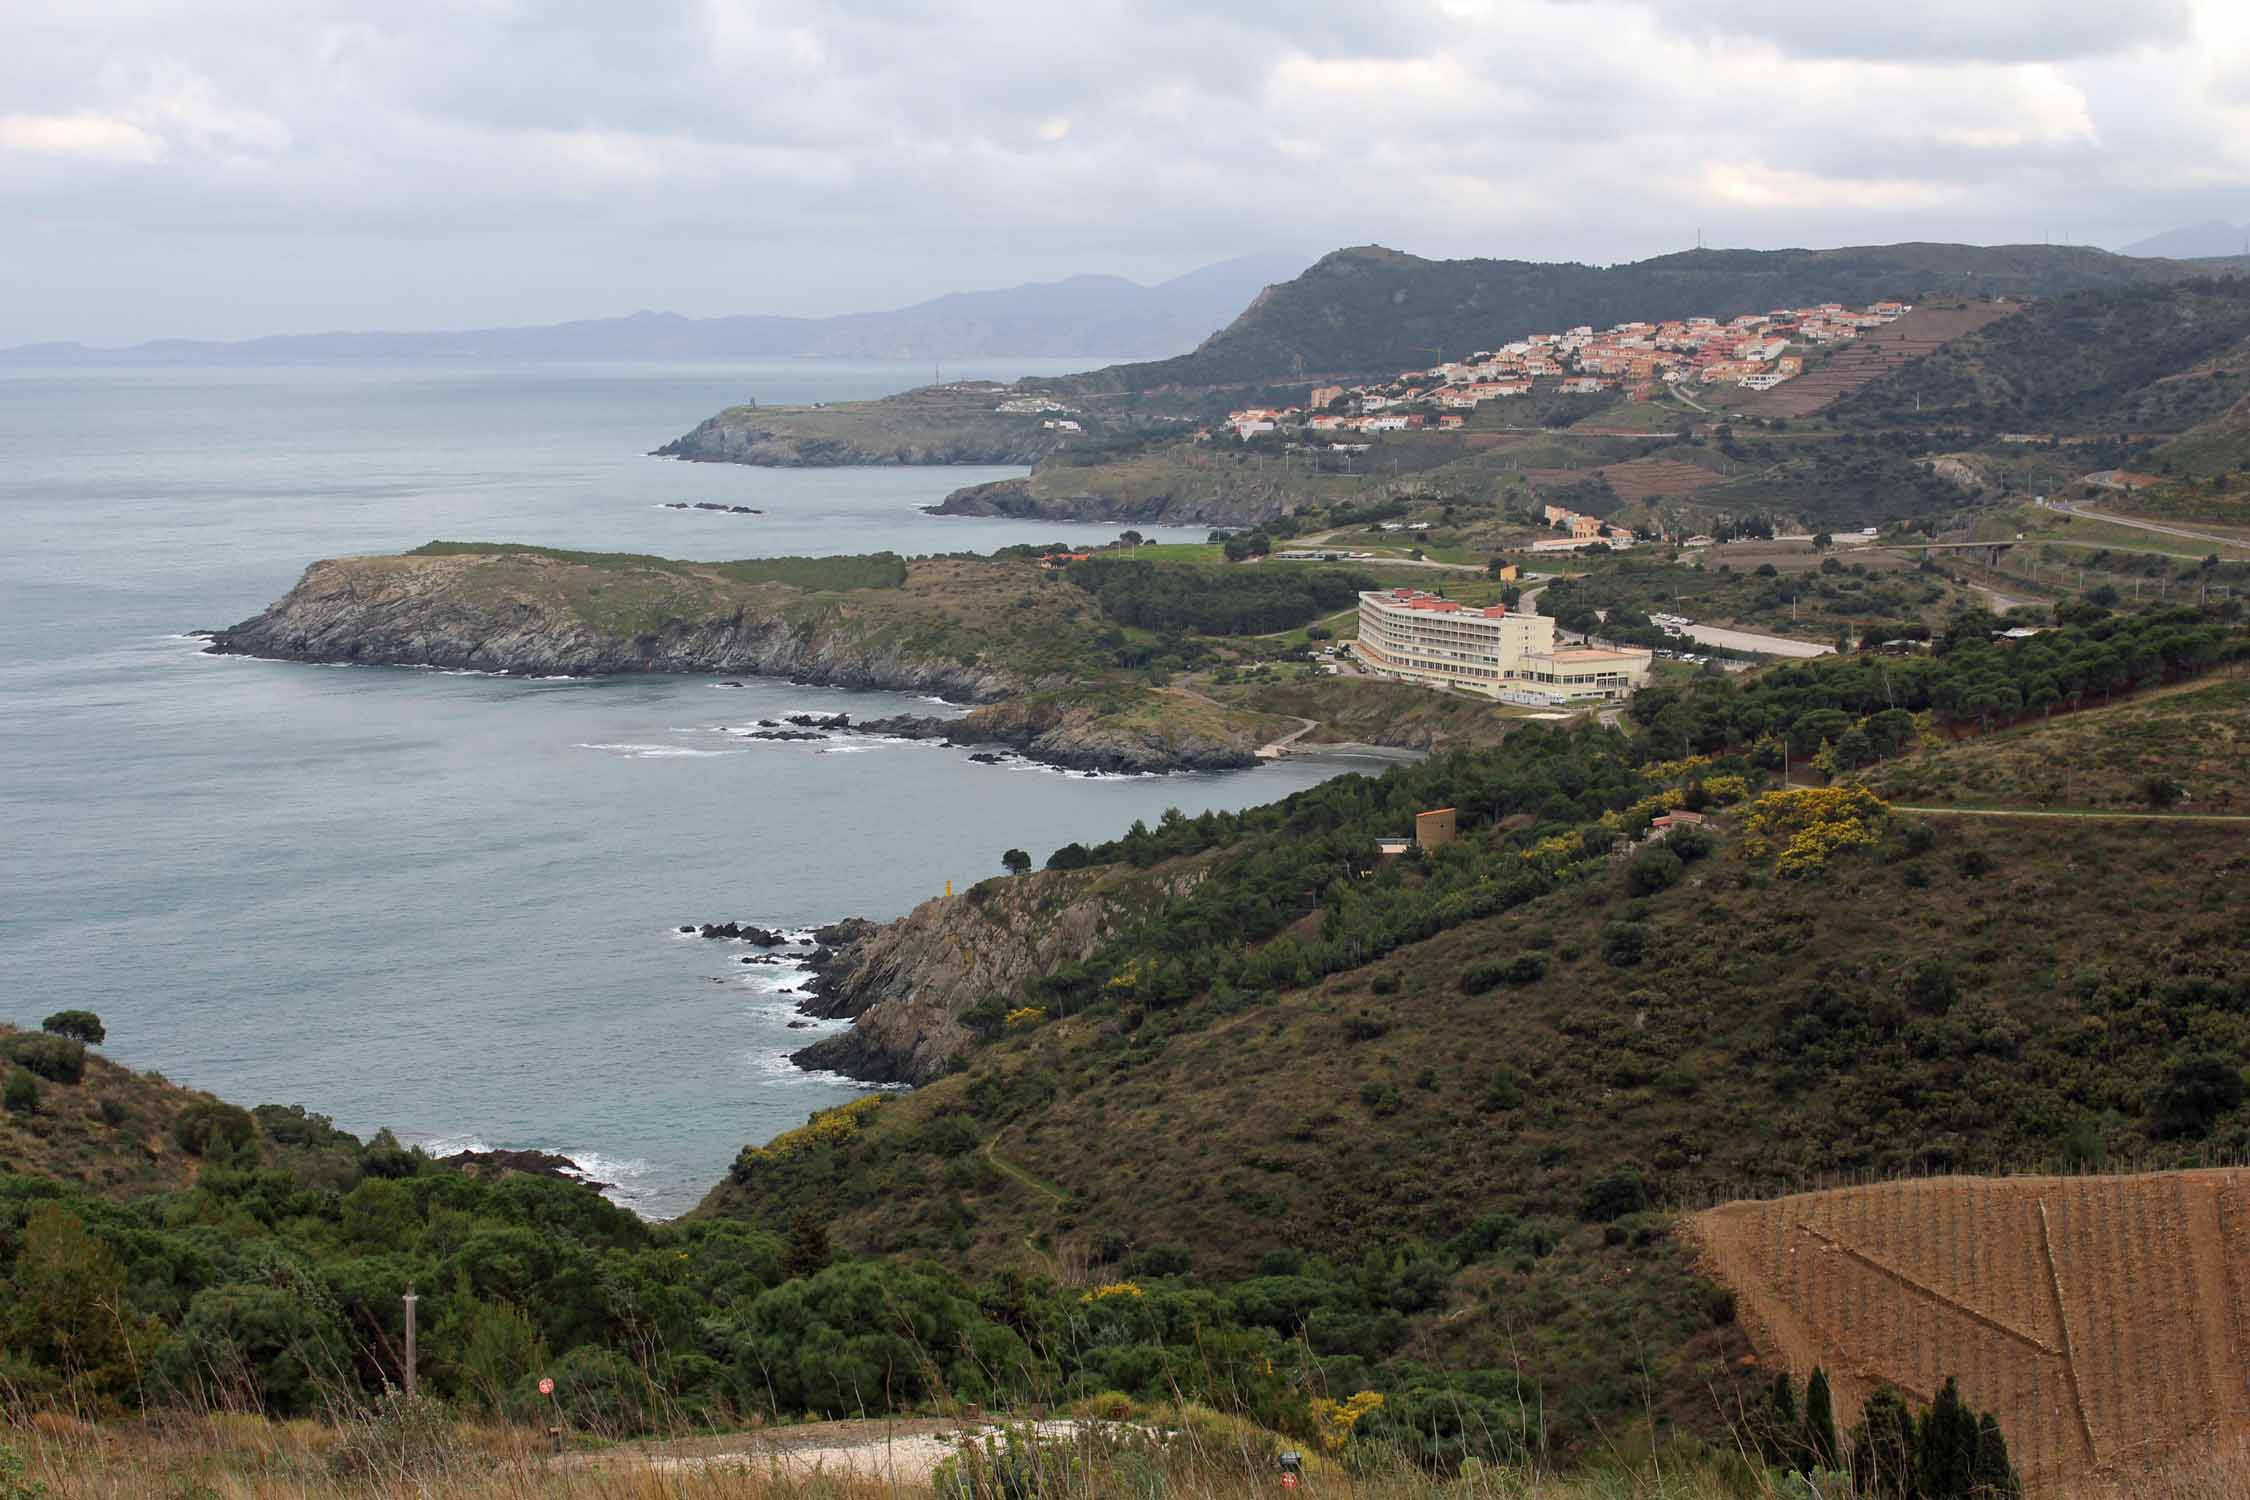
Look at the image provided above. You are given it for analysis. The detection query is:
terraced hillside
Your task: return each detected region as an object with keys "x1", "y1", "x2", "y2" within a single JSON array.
[
  {"x1": 1693, "y1": 1171, "x2": 2250, "y2": 1494},
  {"x1": 1727, "y1": 302, "x2": 2017, "y2": 418}
]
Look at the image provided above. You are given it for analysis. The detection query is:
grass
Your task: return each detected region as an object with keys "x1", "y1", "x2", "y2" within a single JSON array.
[
  {"x1": 409, "y1": 543, "x2": 911, "y2": 591},
  {"x1": 1972, "y1": 507, "x2": 2250, "y2": 562},
  {"x1": 1201, "y1": 676, "x2": 1519, "y2": 750},
  {"x1": 1854, "y1": 675, "x2": 2250, "y2": 811},
  {"x1": 0, "y1": 1407, "x2": 1812, "y2": 1500}
]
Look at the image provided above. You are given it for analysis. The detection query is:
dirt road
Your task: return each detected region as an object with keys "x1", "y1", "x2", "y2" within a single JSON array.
[
  {"x1": 1677, "y1": 622, "x2": 1833, "y2": 658},
  {"x1": 2051, "y1": 500, "x2": 2247, "y2": 550}
]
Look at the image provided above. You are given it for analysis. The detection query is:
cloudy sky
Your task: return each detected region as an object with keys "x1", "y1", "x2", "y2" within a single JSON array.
[{"x1": 5, "y1": 0, "x2": 2248, "y2": 344}]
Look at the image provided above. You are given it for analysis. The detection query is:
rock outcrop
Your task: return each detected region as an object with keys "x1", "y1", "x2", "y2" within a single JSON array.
[
  {"x1": 859, "y1": 695, "x2": 1260, "y2": 775},
  {"x1": 790, "y1": 865, "x2": 1203, "y2": 1084}
]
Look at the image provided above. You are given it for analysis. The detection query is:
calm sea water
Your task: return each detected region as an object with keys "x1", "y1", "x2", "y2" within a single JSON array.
[{"x1": 0, "y1": 360, "x2": 1375, "y2": 1215}]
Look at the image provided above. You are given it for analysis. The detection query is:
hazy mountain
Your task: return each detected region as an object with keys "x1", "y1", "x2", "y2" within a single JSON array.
[
  {"x1": 1, "y1": 253, "x2": 1308, "y2": 365},
  {"x1": 2119, "y1": 222, "x2": 2250, "y2": 259}
]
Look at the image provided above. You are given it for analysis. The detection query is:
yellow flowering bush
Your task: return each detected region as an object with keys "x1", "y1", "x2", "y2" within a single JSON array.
[
  {"x1": 1738, "y1": 786, "x2": 1890, "y2": 876},
  {"x1": 1522, "y1": 833, "x2": 1581, "y2": 862},
  {"x1": 1079, "y1": 1282, "x2": 1144, "y2": 1304},
  {"x1": 1003, "y1": 1006, "x2": 1046, "y2": 1031},
  {"x1": 1104, "y1": 960, "x2": 1144, "y2": 992},
  {"x1": 1310, "y1": 1390, "x2": 1386, "y2": 1451},
  {"x1": 1639, "y1": 754, "x2": 1714, "y2": 783},
  {"x1": 1700, "y1": 773, "x2": 1752, "y2": 807},
  {"x1": 740, "y1": 1094, "x2": 886, "y2": 1165}
]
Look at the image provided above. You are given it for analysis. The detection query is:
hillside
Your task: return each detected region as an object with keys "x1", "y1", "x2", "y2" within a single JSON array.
[
  {"x1": 1694, "y1": 1170, "x2": 2250, "y2": 1493},
  {"x1": 1855, "y1": 675, "x2": 2250, "y2": 809},
  {"x1": 0, "y1": 1023, "x2": 253, "y2": 1197},
  {"x1": 1830, "y1": 278, "x2": 2250, "y2": 434},
  {"x1": 1059, "y1": 243, "x2": 2243, "y2": 394},
  {"x1": 696, "y1": 617, "x2": 2249, "y2": 1450}
]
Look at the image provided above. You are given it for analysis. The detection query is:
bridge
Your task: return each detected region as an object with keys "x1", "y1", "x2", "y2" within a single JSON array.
[{"x1": 1881, "y1": 540, "x2": 2018, "y2": 566}]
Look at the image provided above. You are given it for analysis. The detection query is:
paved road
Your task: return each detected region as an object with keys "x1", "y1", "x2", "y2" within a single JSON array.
[
  {"x1": 2051, "y1": 500, "x2": 2248, "y2": 551},
  {"x1": 1678, "y1": 622, "x2": 1833, "y2": 658}
]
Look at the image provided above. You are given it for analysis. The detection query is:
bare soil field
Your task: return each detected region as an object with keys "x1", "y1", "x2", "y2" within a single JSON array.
[
  {"x1": 1595, "y1": 458, "x2": 1728, "y2": 503},
  {"x1": 1739, "y1": 303, "x2": 2018, "y2": 418},
  {"x1": 1691, "y1": 1171, "x2": 2250, "y2": 1495}
]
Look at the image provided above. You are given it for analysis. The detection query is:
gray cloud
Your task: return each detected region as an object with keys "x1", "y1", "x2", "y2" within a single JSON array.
[{"x1": 1, "y1": 0, "x2": 2245, "y2": 344}]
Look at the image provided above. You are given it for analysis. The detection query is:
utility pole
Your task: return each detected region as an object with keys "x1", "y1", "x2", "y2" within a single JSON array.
[{"x1": 403, "y1": 1284, "x2": 419, "y2": 1399}]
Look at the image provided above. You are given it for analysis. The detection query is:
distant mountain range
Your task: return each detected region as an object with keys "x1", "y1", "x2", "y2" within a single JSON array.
[
  {"x1": 1055, "y1": 241, "x2": 2250, "y2": 394},
  {"x1": 0, "y1": 253, "x2": 1308, "y2": 365},
  {"x1": 2119, "y1": 221, "x2": 2250, "y2": 260}
]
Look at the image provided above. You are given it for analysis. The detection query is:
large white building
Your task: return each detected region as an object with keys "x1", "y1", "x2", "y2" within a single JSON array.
[{"x1": 1350, "y1": 589, "x2": 1651, "y2": 705}]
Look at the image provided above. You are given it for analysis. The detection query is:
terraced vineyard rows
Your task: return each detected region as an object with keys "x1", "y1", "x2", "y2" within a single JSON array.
[
  {"x1": 1740, "y1": 303, "x2": 2017, "y2": 417},
  {"x1": 1691, "y1": 1172, "x2": 2250, "y2": 1495}
]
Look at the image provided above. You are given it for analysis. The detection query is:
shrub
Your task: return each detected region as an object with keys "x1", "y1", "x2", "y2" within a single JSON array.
[
  {"x1": 172, "y1": 1100, "x2": 257, "y2": 1157},
  {"x1": 1580, "y1": 1169, "x2": 1651, "y2": 1222},
  {"x1": 3, "y1": 1070, "x2": 37, "y2": 1115},
  {"x1": 1600, "y1": 922, "x2": 1648, "y2": 968},
  {"x1": 4, "y1": 1034, "x2": 84, "y2": 1085},
  {"x1": 1463, "y1": 954, "x2": 1548, "y2": 994},
  {"x1": 1624, "y1": 845, "x2": 1683, "y2": 896},
  {"x1": 39, "y1": 1010, "x2": 104, "y2": 1045},
  {"x1": 1369, "y1": 972, "x2": 1400, "y2": 996},
  {"x1": 1359, "y1": 1082, "x2": 1403, "y2": 1117},
  {"x1": 1666, "y1": 824, "x2": 1715, "y2": 861},
  {"x1": 1479, "y1": 1067, "x2": 1525, "y2": 1112},
  {"x1": 2152, "y1": 1054, "x2": 2247, "y2": 1140}
]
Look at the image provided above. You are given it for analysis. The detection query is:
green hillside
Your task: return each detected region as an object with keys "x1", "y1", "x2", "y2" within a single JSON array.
[
  {"x1": 1831, "y1": 278, "x2": 2250, "y2": 433},
  {"x1": 1058, "y1": 243, "x2": 2243, "y2": 394},
  {"x1": 698, "y1": 607, "x2": 2249, "y2": 1447}
]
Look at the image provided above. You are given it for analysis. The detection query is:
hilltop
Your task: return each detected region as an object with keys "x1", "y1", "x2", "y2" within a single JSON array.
[{"x1": 1059, "y1": 242, "x2": 2245, "y2": 394}]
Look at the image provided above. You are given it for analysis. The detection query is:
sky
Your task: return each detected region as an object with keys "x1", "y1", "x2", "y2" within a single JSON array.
[{"x1": 4, "y1": 0, "x2": 2249, "y2": 345}]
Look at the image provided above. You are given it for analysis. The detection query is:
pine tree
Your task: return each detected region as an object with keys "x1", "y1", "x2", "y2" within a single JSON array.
[
  {"x1": 1916, "y1": 1376, "x2": 1978, "y2": 1498},
  {"x1": 784, "y1": 1208, "x2": 832, "y2": 1280},
  {"x1": 1804, "y1": 1365, "x2": 1842, "y2": 1472},
  {"x1": 1970, "y1": 1413, "x2": 2021, "y2": 1499},
  {"x1": 1848, "y1": 1387, "x2": 1918, "y2": 1499},
  {"x1": 1756, "y1": 1372, "x2": 1800, "y2": 1467}
]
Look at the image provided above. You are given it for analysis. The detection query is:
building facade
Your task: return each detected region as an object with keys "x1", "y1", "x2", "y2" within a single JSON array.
[{"x1": 1350, "y1": 589, "x2": 1651, "y2": 705}]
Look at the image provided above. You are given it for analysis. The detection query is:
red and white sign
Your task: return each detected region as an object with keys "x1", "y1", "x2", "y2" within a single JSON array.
[{"x1": 538, "y1": 1377, "x2": 555, "y2": 1396}]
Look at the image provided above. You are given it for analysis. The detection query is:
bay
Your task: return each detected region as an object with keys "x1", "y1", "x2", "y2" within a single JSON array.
[{"x1": 0, "y1": 359, "x2": 1377, "y2": 1215}]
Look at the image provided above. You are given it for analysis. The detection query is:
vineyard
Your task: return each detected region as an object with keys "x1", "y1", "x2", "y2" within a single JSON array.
[
  {"x1": 1739, "y1": 303, "x2": 2019, "y2": 418},
  {"x1": 1692, "y1": 1171, "x2": 2250, "y2": 1494}
]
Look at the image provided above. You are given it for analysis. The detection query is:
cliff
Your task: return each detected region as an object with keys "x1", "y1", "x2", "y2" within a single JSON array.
[
  {"x1": 790, "y1": 862, "x2": 1207, "y2": 1084},
  {"x1": 655, "y1": 381, "x2": 1073, "y2": 466}
]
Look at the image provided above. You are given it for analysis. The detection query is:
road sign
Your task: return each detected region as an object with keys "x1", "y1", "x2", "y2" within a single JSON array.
[{"x1": 539, "y1": 1377, "x2": 554, "y2": 1396}]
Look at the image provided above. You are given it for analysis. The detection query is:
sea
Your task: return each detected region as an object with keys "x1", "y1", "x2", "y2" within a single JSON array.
[{"x1": 0, "y1": 358, "x2": 1383, "y2": 1216}]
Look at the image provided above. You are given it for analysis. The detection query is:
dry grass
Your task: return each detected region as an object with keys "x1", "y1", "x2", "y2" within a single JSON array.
[{"x1": 0, "y1": 1409, "x2": 1784, "y2": 1500}]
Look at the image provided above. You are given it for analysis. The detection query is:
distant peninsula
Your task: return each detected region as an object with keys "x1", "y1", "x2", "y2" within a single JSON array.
[{"x1": 205, "y1": 543, "x2": 1305, "y2": 774}]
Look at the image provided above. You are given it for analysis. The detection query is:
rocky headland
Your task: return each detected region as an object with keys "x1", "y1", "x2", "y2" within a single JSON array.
[
  {"x1": 788, "y1": 863, "x2": 1204, "y2": 1084},
  {"x1": 206, "y1": 546, "x2": 1287, "y2": 774},
  {"x1": 654, "y1": 382, "x2": 1070, "y2": 467},
  {"x1": 205, "y1": 550, "x2": 1020, "y2": 699}
]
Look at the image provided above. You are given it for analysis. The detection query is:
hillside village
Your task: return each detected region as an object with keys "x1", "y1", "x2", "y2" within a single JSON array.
[{"x1": 1220, "y1": 298, "x2": 1915, "y2": 439}]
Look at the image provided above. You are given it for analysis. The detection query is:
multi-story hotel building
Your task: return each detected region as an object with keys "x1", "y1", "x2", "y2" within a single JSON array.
[{"x1": 1349, "y1": 589, "x2": 1652, "y2": 705}]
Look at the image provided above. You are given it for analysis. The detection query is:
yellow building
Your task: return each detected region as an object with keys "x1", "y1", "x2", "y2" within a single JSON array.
[{"x1": 1349, "y1": 588, "x2": 1650, "y2": 705}]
